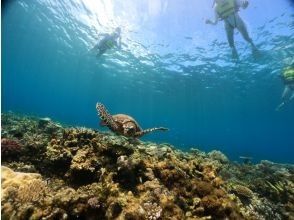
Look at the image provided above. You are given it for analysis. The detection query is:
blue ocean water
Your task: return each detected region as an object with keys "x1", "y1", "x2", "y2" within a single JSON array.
[{"x1": 2, "y1": 0, "x2": 294, "y2": 163}]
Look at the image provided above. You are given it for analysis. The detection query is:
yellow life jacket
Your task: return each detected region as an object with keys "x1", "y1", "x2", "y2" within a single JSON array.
[
  {"x1": 283, "y1": 67, "x2": 294, "y2": 82},
  {"x1": 216, "y1": 0, "x2": 236, "y2": 19}
]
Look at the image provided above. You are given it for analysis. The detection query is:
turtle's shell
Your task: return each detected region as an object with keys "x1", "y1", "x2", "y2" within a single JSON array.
[{"x1": 112, "y1": 114, "x2": 143, "y2": 137}]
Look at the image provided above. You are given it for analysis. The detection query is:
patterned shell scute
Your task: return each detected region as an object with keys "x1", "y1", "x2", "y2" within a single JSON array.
[{"x1": 112, "y1": 114, "x2": 142, "y2": 137}]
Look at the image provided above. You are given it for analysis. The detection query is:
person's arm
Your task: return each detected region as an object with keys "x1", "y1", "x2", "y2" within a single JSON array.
[
  {"x1": 117, "y1": 36, "x2": 122, "y2": 49},
  {"x1": 290, "y1": 90, "x2": 294, "y2": 101},
  {"x1": 206, "y1": 9, "x2": 219, "y2": 25}
]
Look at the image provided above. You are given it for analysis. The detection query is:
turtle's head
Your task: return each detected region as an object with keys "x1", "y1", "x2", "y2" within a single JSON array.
[{"x1": 123, "y1": 124, "x2": 135, "y2": 136}]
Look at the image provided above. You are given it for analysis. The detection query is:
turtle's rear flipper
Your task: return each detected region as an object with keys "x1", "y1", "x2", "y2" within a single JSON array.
[
  {"x1": 96, "y1": 103, "x2": 118, "y2": 131},
  {"x1": 135, "y1": 127, "x2": 169, "y2": 138}
]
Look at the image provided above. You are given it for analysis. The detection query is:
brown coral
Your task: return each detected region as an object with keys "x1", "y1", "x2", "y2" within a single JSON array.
[
  {"x1": 68, "y1": 147, "x2": 100, "y2": 185},
  {"x1": 1, "y1": 138, "x2": 22, "y2": 159},
  {"x1": 6, "y1": 113, "x2": 289, "y2": 220},
  {"x1": 1, "y1": 166, "x2": 48, "y2": 219},
  {"x1": 143, "y1": 202, "x2": 162, "y2": 220}
]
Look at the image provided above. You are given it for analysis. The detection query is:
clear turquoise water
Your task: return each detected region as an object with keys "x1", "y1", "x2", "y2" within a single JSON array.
[{"x1": 2, "y1": 0, "x2": 294, "y2": 163}]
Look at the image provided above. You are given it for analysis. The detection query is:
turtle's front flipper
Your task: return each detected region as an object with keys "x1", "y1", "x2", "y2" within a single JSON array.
[
  {"x1": 96, "y1": 103, "x2": 118, "y2": 131},
  {"x1": 134, "y1": 127, "x2": 169, "y2": 138}
]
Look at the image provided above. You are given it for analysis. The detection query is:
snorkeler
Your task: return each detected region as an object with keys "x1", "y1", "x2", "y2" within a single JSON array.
[
  {"x1": 276, "y1": 66, "x2": 294, "y2": 111},
  {"x1": 92, "y1": 27, "x2": 122, "y2": 57},
  {"x1": 206, "y1": 0, "x2": 258, "y2": 59}
]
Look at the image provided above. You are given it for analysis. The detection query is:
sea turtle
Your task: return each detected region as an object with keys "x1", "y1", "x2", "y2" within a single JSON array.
[{"x1": 96, "y1": 103, "x2": 168, "y2": 138}]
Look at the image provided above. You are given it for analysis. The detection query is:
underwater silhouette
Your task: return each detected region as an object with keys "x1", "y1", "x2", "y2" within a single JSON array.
[{"x1": 91, "y1": 27, "x2": 122, "y2": 57}]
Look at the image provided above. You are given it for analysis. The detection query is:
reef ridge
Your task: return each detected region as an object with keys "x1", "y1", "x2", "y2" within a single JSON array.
[{"x1": 1, "y1": 112, "x2": 293, "y2": 220}]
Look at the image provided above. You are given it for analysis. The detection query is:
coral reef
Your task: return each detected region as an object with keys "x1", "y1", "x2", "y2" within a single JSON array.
[
  {"x1": 1, "y1": 138, "x2": 23, "y2": 158},
  {"x1": 1, "y1": 112, "x2": 293, "y2": 220},
  {"x1": 220, "y1": 160, "x2": 294, "y2": 219},
  {"x1": 232, "y1": 185, "x2": 254, "y2": 199},
  {"x1": 1, "y1": 166, "x2": 48, "y2": 219}
]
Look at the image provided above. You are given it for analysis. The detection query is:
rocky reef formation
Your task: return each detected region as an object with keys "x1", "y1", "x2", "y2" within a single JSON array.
[{"x1": 1, "y1": 112, "x2": 294, "y2": 219}]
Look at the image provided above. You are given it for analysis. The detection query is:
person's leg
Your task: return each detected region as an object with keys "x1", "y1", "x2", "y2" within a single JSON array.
[
  {"x1": 225, "y1": 22, "x2": 238, "y2": 58},
  {"x1": 235, "y1": 15, "x2": 254, "y2": 45},
  {"x1": 276, "y1": 86, "x2": 291, "y2": 111},
  {"x1": 282, "y1": 85, "x2": 290, "y2": 100},
  {"x1": 289, "y1": 89, "x2": 294, "y2": 101},
  {"x1": 235, "y1": 15, "x2": 259, "y2": 57}
]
